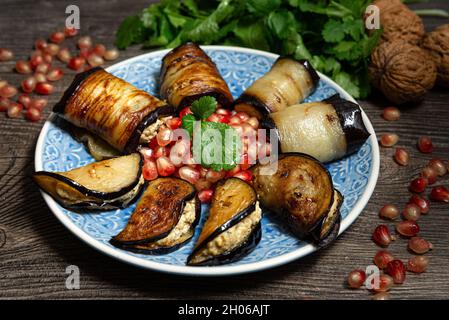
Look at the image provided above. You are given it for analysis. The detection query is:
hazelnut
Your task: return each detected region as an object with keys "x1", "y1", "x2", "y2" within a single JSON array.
[
  {"x1": 369, "y1": 41, "x2": 437, "y2": 104},
  {"x1": 421, "y1": 24, "x2": 449, "y2": 87}
]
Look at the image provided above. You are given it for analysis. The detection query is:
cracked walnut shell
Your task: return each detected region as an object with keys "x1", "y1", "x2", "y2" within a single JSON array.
[{"x1": 422, "y1": 24, "x2": 449, "y2": 87}]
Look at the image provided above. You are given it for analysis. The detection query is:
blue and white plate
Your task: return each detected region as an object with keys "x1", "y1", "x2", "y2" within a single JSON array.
[{"x1": 35, "y1": 46, "x2": 379, "y2": 276}]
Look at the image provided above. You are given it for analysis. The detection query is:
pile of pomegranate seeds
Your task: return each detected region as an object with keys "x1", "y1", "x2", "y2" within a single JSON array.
[{"x1": 0, "y1": 26, "x2": 120, "y2": 122}]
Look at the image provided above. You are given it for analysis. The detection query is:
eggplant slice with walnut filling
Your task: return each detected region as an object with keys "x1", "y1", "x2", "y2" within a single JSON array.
[
  {"x1": 33, "y1": 153, "x2": 144, "y2": 211},
  {"x1": 160, "y1": 42, "x2": 234, "y2": 110},
  {"x1": 187, "y1": 178, "x2": 262, "y2": 266},
  {"x1": 110, "y1": 178, "x2": 200, "y2": 254},
  {"x1": 53, "y1": 67, "x2": 175, "y2": 154},
  {"x1": 262, "y1": 94, "x2": 370, "y2": 163},
  {"x1": 234, "y1": 57, "x2": 319, "y2": 119},
  {"x1": 251, "y1": 153, "x2": 343, "y2": 246}
]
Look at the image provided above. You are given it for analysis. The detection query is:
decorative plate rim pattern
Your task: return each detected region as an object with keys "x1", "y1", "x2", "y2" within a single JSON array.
[{"x1": 34, "y1": 46, "x2": 380, "y2": 276}]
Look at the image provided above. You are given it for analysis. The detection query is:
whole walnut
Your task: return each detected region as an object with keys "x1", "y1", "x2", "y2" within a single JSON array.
[
  {"x1": 372, "y1": 0, "x2": 425, "y2": 45},
  {"x1": 369, "y1": 41, "x2": 437, "y2": 104},
  {"x1": 421, "y1": 24, "x2": 449, "y2": 87}
]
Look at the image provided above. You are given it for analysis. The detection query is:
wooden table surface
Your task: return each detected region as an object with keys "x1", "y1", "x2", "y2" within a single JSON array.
[{"x1": 1, "y1": 0, "x2": 448, "y2": 300}]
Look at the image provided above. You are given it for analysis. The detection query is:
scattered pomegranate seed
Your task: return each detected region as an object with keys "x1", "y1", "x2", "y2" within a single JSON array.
[
  {"x1": 372, "y1": 225, "x2": 395, "y2": 247},
  {"x1": 15, "y1": 60, "x2": 32, "y2": 74},
  {"x1": 64, "y1": 27, "x2": 78, "y2": 37},
  {"x1": 104, "y1": 48, "x2": 119, "y2": 61},
  {"x1": 78, "y1": 36, "x2": 92, "y2": 49},
  {"x1": 233, "y1": 170, "x2": 253, "y2": 182},
  {"x1": 34, "y1": 39, "x2": 48, "y2": 51},
  {"x1": 347, "y1": 269, "x2": 366, "y2": 289},
  {"x1": 68, "y1": 56, "x2": 85, "y2": 70},
  {"x1": 0, "y1": 48, "x2": 13, "y2": 61},
  {"x1": 87, "y1": 54, "x2": 104, "y2": 67},
  {"x1": 428, "y1": 159, "x2": 447, "y2": 176},
  {"x1": 396, "y1": 220, "x2": 420, "y2": 237},
  {"x1": 0, "y1": 80, "x2": 6, "y2": 89},
  {"x1": 379, "y1": 204, "x2": 399, "y2": 220},
  {"x1": 21, "y1": 77, "x2": 36, "y2": 93},
  {"x1": 7, "y1": 102, "x2": 23, "y2": 118},
  {"x1": 166, "y1": 117, "x2": 182, "y2": 130},
  {"x1": 46, "y1": 68, "x2": 64, "y2": 81},
  {"x1": 386, "y1": 260, "x2": 406, "y2": 284},
  {"x1": 25, "y1": 107, "x2": 42, "y2": 122},
  {"x1": 34, "y1": 72, "x2": 47, "y2": 84},
  {"x1": 142, "y1": 160, "x2": 158, "y2": 181},
  {"x1": 371, "y1": 274, "x2": 394, "y2": 293},
  {"x1": 373, "y1": 250, "x2": 394, "y2": 269},
  {"x1": 417, "y1": 136, "x2": 433, "y2": 153},
  {"x1": 0, "y1": 85, "x2": 18, "y2": 98},
  {"x1": 408, "y1": 236, "x2": 433, "y2": 254},
  {"x1": 28, "y1": 98, "x2": 47, "y2": 111},
  {"x1": 430, "y1": 186, "x2": 449, "y2": 202},
  {"x1": 198, "y1": 189, "x2": 214, "y2": 203},
  {"x1": 382, "y1": 106, "x2": 400, "y2": 121},
  {"x1": 92, "y1": 44, "x2": 106, "y2": 56},
  {"x1": 79, "y1": 48, "x2": 91, "y2": 59},
  {"x1": 421, "y1": 167, "x2": 438, "y2": 185},
  {"x1": 371, "y1": 292, "x2": 390, "y2": 300},
  {"x1": 407, "y1": 256, "x2": 429, "y2": 273},
  {"x1": 179, "y1": 166, "x2": 200, "y2": 185},
  {"x1": 45, "y1": 43, "x2": 60, "y2": 56},
  {"x1": 49, "y1": 31, "x2": 65, "y2": 44},
  {"x1": 18, "y1": 94, "x2": 31, "y2": 109},
  {"x1": 42, "y1": 53, "x2": 53, "y2": 64},
  {"x1": 380, "y1": 133, "x2": 399, "y2": 147},
  {"x1": 0, "y1": 97, "x2": 10, "y2": 112},
  {"x1": 394, "y1": 148, "x2": 409, "y2": 166},
  {"x1": 409, "y1": 177, "x2": 428, "y2": 193},
  {"x1": 35, "y1": 82, "x2": 54, "y2": 95},
  {"x1": 35, "y1": 63, "x2": 51, "y2": 74},
  {"x1": 156, "y1": 156, "x2": 176, "y2": 176},
  {"x1": 408, "y1": 195, "x2": 430, "y2": 214},
  {"x1": 402, "y1": 203, "x2": 421, "y2": 221},
  {"x1": 57, "y1": 48, "x2": 71, "y2": 63}
]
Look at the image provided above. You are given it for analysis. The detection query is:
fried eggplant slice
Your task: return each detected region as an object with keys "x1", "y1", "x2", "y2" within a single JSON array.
[
  {"x1": 160, "y1": 42, "x2": 234, "y2": 109},
  {"x1": 110, "y1": 178, "x2": 200, "y2": 254},
  {"x1": 71, "y1": 126, "x2": 121, "y2": 161},
  {"x1": 33, "y1": 153, "x2": 144, "y2": 210},
  {"x1": 251, "y1": 153, "x2": 343, "y2": 245},
  {"x1": 262, "y1": 94, "x2": 370, "y2": 163},
  {"x1": 234, "y1": 58, "x2": 319, "y2": 119},
  {"x1": 54, "y1": 67, "x2": 175, "y2": 153},
  {"x1": 187, "y1": 178, "x2": 261, "y2": 266}
]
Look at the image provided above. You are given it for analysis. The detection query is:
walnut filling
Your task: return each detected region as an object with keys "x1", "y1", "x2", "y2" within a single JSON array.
[{"x1": 139, "y1": 116, "x2": 171, "y2": 143}]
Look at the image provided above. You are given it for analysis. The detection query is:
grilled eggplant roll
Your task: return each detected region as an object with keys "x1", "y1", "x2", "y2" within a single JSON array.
[
  {"x1": 110, "y1": 178, "x2": 200, "y2": 254},
  {"x1": 160, "y1": 42, "x2": 234, "y2": 110},
  {"x1": 262, "y1": 94, "x2": 370, "y2": 163},
  {"x1": 54, "y1": 67, "x2": 175, "y2": 153},
  {"x1": 234, "y1": 58, "x2": 319, "y2": 119},
  {"x1": 251, "y1": 153, "x2": 343, "y2": 246},
  {"x1": 187, "y1": 178, "x2": 261, "y2": 266},
  {"x1": 33, "y1": 153, "x2": 144, "y2": 210}
]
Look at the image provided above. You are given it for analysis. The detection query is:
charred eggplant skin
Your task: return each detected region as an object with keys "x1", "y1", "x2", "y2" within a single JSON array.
[
  {"x1": 160, "y1": 42, "x2": 234, "y2": 109},
  {"x1": 312, "y1": 189, "x2": 343, "y2": 247}
]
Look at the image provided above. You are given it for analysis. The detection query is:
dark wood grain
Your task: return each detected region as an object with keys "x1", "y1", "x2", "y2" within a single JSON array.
[{"x1": 1, "y1": 0, "x2": 449, "y2": 300}]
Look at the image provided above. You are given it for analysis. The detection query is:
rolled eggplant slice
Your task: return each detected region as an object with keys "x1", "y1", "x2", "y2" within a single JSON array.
[
  {"x1": 187, "y1": 178, "x2": 261, "y2": 266},
  {"x1": 251, "y1": 153, "x2": 343, "y2": 245},
  {"x1": 110, "y1": 178, "x2": 200, "y2": 254},
  {"x1": 33, "y1": 153, "x2": 144, "y2": 210},
  {"x1": 54, "y1": 67, "x2": 175, "y2": 153},
  {"x1": 234, "y1": 58, "x2": 319, "y2": 119},
  {"x1": 160, "y1": 42, "x2": 234, "y2": 110},
  {"x1": 263, "y1": 94, "x2": 370, "y2": 163}
]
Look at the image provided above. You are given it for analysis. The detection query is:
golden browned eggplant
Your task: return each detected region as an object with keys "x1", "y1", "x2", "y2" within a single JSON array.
[
  {"x1": 187, "y1": 178, "x2": 261, "y2": 266},
  {"x1": 33, "y1": 153, "x2": 144, "y2": 210},
  {"x1": 160, "y1": 42, "x2": 234, "y2": 109},
  {"x1": 262, "y1": 94, "x2": 370, "y2": 163},
  {"x1": 110, "y1": 178, "x2": 200, "y2": 254},
  {"x1": 54, "y1": 67, "x2": 175, "y2": 153},
  {"x1": 234, "y1": 58, "x2": 319, "y2": 119},
  {"x1": 251, "y1": 153, "x2": 343, "y2": 246}
]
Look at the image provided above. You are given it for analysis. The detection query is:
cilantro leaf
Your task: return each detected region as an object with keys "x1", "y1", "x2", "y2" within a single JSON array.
[
  {"x1": 115, "y1": 15, "x2": 145, "y2": 49},
  {"x1": 246, "y1": 0, "x2": 281, "y2": 17},
  {"x1": 322, "y1": 19, "x2": 346, "y2": 43},
  {"x1": 181, "y1": 114, "x2": 196, "y2": 137},
  {"x1": 190, "y1": 96, "x2": 217, "y2": 119}
]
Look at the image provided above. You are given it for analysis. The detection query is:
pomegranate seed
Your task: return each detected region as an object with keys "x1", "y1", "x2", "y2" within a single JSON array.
[
  {"x1": 380, "y1": 133, "x2": 398, "y2": 147},
  {"x1": 371, "y1": 274, "x2": 394, "y2": 293},
  {"x1": 0, "y1": 85, "x2": 18, "y2": 98},
  {"x1": 34, "y1": 72, "x2": 47, "y2": 83},
  {"x1": 0, "y1": 97, "x2": 10, "y2": 112},
  {"x1": 64, "y1": 27, "x2": 78, "y2": 37},
  {"x1": 205, "y1": 169, "x2": 226, "y2": 183},
  {"x1": 29, "y1": 54, "x2": 44, "y2": 70},
  {"x1": 430, "y1": 185, "x2": 449, "y2": 202},
  {"x1": 179, "y1": 166, "x2": 200, "y2": 184},
  {"x1": 166, "y1": 117, "x2": 182, "y2": 130},
  {"x1": 194, "y1": 178, "x2": 212, "y2": 192},
  {"x1": 156, "y1": 127, "x2": 173, "y2": 147},
  {"x1": 15, "y1": 60, "x2": 32, "y2": 74},
  {"x1": 396, "y1": 220, "x2": 420, "y2": 237},
  {"x1": 235, "y1": 112, "x2": 250, "y2": 122},
  {"x1": 229, "y1": 116, "x2": 242, "y2": 125},
  {"x1": 57, "y1": 48, "x2": 71, "y2": 63},
  {"x1": 216, "y1": 108, "x2": 231, "y2": 116},
  {"x1": 0, "y1": 80, "x2": 6, "y2": 89},
  {"x1": 179, "y1": 107, "x2": 193, "y2": 118},
  {"x1": 347, "y1": 269, "x2": 366, "y2": 289},
  {"x1": 79, "y1": 48, "x2": 91, "y2": 59},
  {"x1": 156, "y1": 156, "x2": 175, "y2": 176},
  {"x1": 49, "y1": 31, "x2": 65, "y2": 44},
  {"x1": 373, "y1": 250, "x2": 394, "y2": 269},
  {"x1": 154, "y1": 146, "x2": 169, "y2": 158},
  {"x1": 140, "y1": 148, "x2": 154, "y2": 161},
  {"x1": 247, "y1": 117, "x2": 259, "y2": 129},
  {"x1": 78, "y1": 36, "x2": 93, "y2": 49},
  {"x1": 21, "y1": 77, "x2": 36, "y2": 93},
  {"x1": 372, "y1": 225, "x2": 395, "y2": 247},
  {"x1": 428, "y1": 159, "x2": 447, "y2": 176},
  {"x1": 0, "y1": 48, "x2": 13, "y2": 61},
  {"x1": 42, "y1": 53, "x2": 53, "y2": 64},
  {"x1": 45, "y1": 43, "x2": 60, "y2": 56},
  {"x1": 142, "y1": 160, "x2": 158, "y2": 181},
  {"x1": 104, "y1": 48, "x2": 119, "y2": 61},
  {"x1": 382, "y1": 106, "x2": 400, "y2": 121},
  {"x1": 409, "y1": 177, "x2": 428, "y2": 193},
  {"x1": 25, "y1": 107, "x2": 42, "y2": 122},
  {"x1": 87, "y1": 54, "x2": 104, "y2": 67},
  {"x1": 35, "y1": 82, "x2": 54, "y2": 95},
  {"x1": 29, "y1": 98, "x2": 47, "y2": 111},
  {"x1": 46, "y1": 68, "x2": 64, "y2": 81},
  {"x1": 18, "y1": 94, "x2": 32, "y2": 109},
  {"x1": 226, "y1": 165, "x2": 241, "y2": 177},
  {"x1": 198, "y1": 189, "x2": 214, "y2": 203},
  {"x1": 408, "y1": 195, "x2": 430, "y2": 214},
  {"x1": 386, "y1": 260, "x2": 406, "y2": 284},
  {"x1": 68, "y1": 56, "x2": 85, "y2": 70},
  {"x1": 421, "y1": 167, "x2": 438, "y2": 185},
  {"x1": 233, "y1": 170, "x2": 253, "y2": 182},
  {"x1": 417, "y1": 136, "x2": 433, "y2": 153},
  {"x1": 371, "y1": 292, "x2": 390, "y2": 300},
  {"x1": 394, "y1": 148, "x2": 409, "y2": 166},
  {"x1": 379, "y1": 204, "x2": 399, "y2": 220},
  {"x1": 92, "y1": 44, "x2": 106, "y2": 56},
  {"x1": 402, "y1": 204, "x2": 421, "y2": 221},
  {"x1": 408, "y1": 236, "x2": 433, "y2": 254},
  {"x1": 7, "y1": 103, "x2": 23, "y2": 118},
  {"x1": 407, "y1": 256, "x2": 429, "y2": 273},
  {"x1": 35, "y1": 63, "x2": 51, "y2": 74},
  {"x1": 34, "y1": 39, "x2": 48, "y2": 51},
  {"x1": 207, "y1": 113, "x2": 220, "y2": 123}
]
